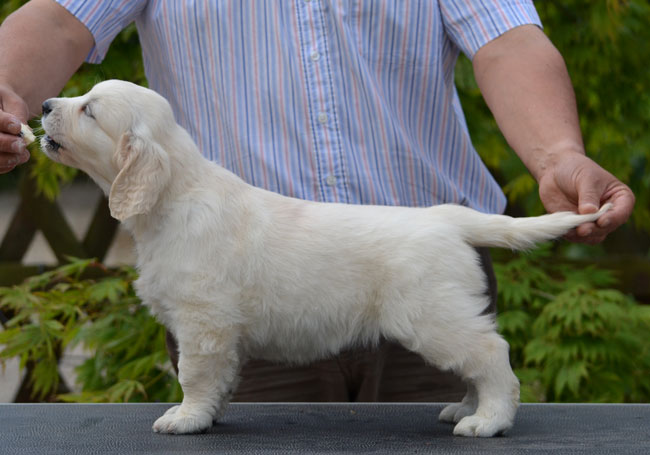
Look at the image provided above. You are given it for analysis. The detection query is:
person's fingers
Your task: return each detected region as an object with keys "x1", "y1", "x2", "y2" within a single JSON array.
[
  {"x1": 0, "y1": 134, "x2": 30, "y2": 174},
  {"x1": 0, "y1": 151, "x2": 24, "y2": 173},
  {"x1": 595, "y1": 187, "x2": 635, "y2": 232},
  {"x1": 574, "y1": 221, "x2": 611, "y2": 241},
  {"x1": 575, "y1": 221, "x2": 597, "y2": 238},
  {"x1": 0, "y1": 110, "x2": 23, "y2": 135},
  {"x1": 565, "y1": 225, "x2": 607, "y2": 244},
  {"x1": 0, "y1": 146, "x2": 29, "y2": 163},
  {"x1": 575, "y1": 168, "x2": 604, "y2": 216},
  {"x1": 0, "y1": 131, "x2": 27, "y2": 155},
  {"x1": 570, "y1": 185, "x2": 635, "y2": 243},
  {"x1": 0, "y1": 86, "x2": 32, "y2": 173},
  {"x1": 0, "y1": 110, "x2": 27, "y2": 160}
]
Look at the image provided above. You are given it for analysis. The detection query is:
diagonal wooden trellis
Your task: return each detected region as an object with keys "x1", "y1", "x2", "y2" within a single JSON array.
[
  {"x1": 0, "y1": 169, "x2": 119, "y2": 401},
  {"x1": 0, "y1": 172, "x2": 118, "y2": 285}
]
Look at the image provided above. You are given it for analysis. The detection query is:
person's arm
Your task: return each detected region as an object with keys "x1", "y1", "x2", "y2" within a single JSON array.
[
  {"x1": 0, "y1": 0, "x2": 93, "y2": 172},
  {"x1": 473, "y1": 24, "x2": 634, "y2": 244}
]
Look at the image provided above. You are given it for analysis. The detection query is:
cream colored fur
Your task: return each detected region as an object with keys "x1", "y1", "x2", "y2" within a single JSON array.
[{"x1": 40, "y1": 80, "x2": 610, "y2": 437}]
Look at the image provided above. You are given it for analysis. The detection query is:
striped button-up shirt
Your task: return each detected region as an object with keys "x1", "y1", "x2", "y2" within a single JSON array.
[{"x1": 57, "y1": 0, "x2": 541, "y2": 213}]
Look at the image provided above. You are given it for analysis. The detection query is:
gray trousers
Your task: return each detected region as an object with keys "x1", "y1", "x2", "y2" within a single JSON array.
[{"x1": 165, "y1": 248, "x2": 497, "y2": 402}]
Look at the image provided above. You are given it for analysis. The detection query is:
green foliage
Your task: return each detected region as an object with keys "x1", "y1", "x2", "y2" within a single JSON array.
[
  {"x1": 0, "y1": 259, "x2": 181, "y2": 403},
  {"x1": 495, "y1": 245, "x2": 650, "y2": 403},
  {"x1": 0, "y1": 0, "x2": 26, "y2": 17}
]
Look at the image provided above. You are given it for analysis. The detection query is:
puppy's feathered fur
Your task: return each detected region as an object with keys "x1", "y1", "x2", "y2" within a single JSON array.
[{"x1": 41, "y1": 80, "x2": 609, "y2": 437}]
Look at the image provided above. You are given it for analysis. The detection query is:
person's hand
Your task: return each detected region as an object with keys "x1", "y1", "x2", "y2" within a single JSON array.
[
  {"x1": 537, "y1": 151, "x2": 635, "y2": 244},
  {"x1": 0, "y1": 82, "x2": 30, "y2": 174}
]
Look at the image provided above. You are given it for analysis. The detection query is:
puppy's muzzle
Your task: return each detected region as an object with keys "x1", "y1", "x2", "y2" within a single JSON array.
[
  {"x1": 41, "y1": 99, "x2": 63, "y2": 152},
  {"x1": 44, "y1": 136, "x2": 61, "y2": 152}
]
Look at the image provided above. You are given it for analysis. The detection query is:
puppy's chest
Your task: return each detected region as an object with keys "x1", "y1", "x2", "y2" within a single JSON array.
[
  {"x1": 131, "y1": 263, "x2": 197, "y2": 317},
  {"x1": 133, "y1": 276, "x2": 171, "y2": 320}
]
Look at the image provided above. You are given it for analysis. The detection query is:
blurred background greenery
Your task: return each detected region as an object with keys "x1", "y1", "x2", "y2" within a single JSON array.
[{"x1": 0, "y1": 0, "x2": 648, "y2": 404}]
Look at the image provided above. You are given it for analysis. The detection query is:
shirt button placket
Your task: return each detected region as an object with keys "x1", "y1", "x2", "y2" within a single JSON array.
[{"x1": 300, "y1": 0, "x2": 342, "y2": 201}]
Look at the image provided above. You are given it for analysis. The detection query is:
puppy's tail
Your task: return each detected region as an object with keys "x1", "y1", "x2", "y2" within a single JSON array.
[{"x1": 438, "y1": 203, "x2": 612, "y2": 250}]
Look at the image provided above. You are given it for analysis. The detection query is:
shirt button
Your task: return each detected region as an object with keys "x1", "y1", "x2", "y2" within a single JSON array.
[
  {"x1": 310, "y1": 51, "x2": 320, "y2": 62},
  {"x1": 325, "y1": 175, "x2": 337, "y2": 187},
  {"x1": 317, "y1": 112, "x2": 328, "y2": 124}
]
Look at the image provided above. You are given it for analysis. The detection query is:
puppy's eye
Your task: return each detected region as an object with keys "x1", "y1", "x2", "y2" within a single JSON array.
[{"x1": 82, "y1": 104, "x2": 95, "y2": 119}]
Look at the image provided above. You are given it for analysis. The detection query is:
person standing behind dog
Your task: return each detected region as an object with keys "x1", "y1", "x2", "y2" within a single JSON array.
[{"x1": 0, "y1": 1, "x2": 634, "y2": 402}]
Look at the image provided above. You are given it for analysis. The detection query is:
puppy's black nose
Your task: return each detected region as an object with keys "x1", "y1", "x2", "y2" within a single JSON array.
[{"x1": 42, "y1": 100, "x2": 52, "y2": 116}]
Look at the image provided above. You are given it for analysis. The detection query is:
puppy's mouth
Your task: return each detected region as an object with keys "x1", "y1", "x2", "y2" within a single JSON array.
[{"x1": 42, "y1": 135, "x2": 63, "y2": 153}]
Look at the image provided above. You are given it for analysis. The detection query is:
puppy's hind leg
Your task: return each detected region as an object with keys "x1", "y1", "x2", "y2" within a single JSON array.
[
  {"x1": 451, "y1": 333, "x2": 519, "y2": 437},
  {"x1": 406, "y1": 308, "x2": 519, "y2": 437},
  {"x1": 153, "y1": 328, "x2": 241, "y2": 434},
  {"x1": 439, "y1": 382, "x2": 478, "y2": 424}
]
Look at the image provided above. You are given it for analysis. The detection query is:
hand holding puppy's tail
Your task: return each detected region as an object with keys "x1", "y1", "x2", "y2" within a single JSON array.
[{"x1": 444, "y1": 203, "x2": 612, "y2": 250}]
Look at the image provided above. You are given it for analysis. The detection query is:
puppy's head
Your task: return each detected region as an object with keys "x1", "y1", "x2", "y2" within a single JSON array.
[{"x1": 41, "y1": 80, "x2": 174, "y2": 221}]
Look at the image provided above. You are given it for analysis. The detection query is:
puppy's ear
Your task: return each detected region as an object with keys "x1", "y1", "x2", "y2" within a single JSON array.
[{"x1": 109, "y1": 132, "x2": 171, "y2": 221}]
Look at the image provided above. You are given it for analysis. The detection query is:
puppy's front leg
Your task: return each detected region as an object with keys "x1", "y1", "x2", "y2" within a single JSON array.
[{"x1": 153, "y1": 329, "x2": 240, "y2": 434}]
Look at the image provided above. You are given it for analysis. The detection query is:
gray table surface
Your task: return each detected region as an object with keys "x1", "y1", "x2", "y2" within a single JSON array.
[{"x1": 0, "y1": 403, "x2": 648, "y2": 454}]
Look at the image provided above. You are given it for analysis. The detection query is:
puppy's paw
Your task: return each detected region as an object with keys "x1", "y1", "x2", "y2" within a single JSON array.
[
  {"x1": 160, "y1": 404, "x2": 181, "y2": 417},
  {"x1": 152, "y1": 406, "x2": 213, "y2": 434},
  {"x1": 439, "y1": 402, "x2": 476, "y2": 424},
  {"x1": 453, "y1": 415, "x2": 512, "y2": 438}
]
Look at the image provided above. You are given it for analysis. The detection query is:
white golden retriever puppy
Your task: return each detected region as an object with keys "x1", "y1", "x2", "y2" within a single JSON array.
[{"x1": 40, "y1": 80, "x2": 609, "y2": 437}]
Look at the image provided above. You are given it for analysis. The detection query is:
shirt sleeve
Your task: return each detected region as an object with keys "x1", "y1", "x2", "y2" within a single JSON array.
[
  {"x1": 439, "y1": 0, "x2": 542, "y2": 60},
  {"x1": 55, "y1": 0, "x2": 148, "y2": 63}
]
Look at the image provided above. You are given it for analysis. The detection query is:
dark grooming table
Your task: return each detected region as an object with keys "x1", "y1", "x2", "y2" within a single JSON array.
[{"x1": 1, "y1": 403, "x2": 648, "y2": 454}]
